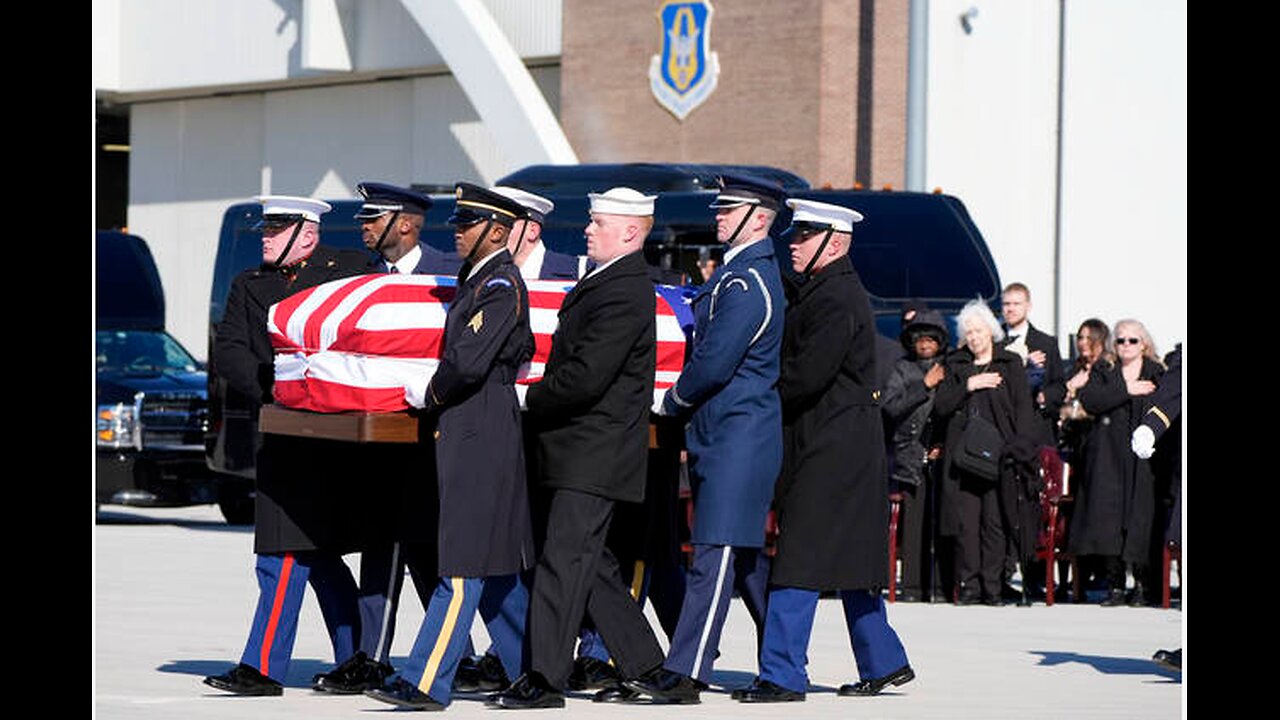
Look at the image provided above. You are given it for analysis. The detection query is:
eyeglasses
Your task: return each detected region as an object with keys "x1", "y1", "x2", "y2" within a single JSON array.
[{"x1": 1115, "y1": 337, "x2": 1142, "y2": 345}]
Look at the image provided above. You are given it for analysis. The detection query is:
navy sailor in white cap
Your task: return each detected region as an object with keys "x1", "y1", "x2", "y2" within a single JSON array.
[
  {"x1": 492, "y1": 185, "x2": 587, "y2": 280},
  {"x1": 204, "y1": 195, "x2": 369, "y2": 696},
  {"x1": 734, "y1": 198, "x2": 913, "y2": 703},
  {"x1": 623, "y1": 173, "x2": 788, "y2": 704}
]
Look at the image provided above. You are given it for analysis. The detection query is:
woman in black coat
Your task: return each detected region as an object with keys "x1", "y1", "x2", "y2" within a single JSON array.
[
  {"x1": 932, "y1": 300, "x2": 1035, "y2": 605},
  {"x1": 1065, "y1": 318, "x2": 1164, "y2": 606}
]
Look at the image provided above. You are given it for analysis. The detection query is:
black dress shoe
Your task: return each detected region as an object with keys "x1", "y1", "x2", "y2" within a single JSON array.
[
  {"x1": 364, "y1": 677, "x2": 445, "y2": 710},
  {"x1": 981, "y1": 595, "x2": 1003, "y2": 607},
  {"x1": 567, "y1": 656, "x2": 622, "y2": 691},
  {"x1": 837, "y1": 664, "x2": 915, "y2": 696},
  {"x1": 203, "y1": 663, "x2": 283, "y2": 696},
  {"x1": 593, "y1": 684, "x2": 643, "y2": 703},
  {"x1": 733, "y1": 678, "x2": 805, "y2": 703},
  {"x1": 485, "y1": 673, "x2": 565, "y2": 709},
  {"x1": 956, "y1": 588, "x2": 982, "y2": 606},
  {"x1": 1152, "y1": 648, "x2": 1182, "y2": 671},
  {"x1": 454, "y1": 652, "x2": 511, "y2": 693},
  {"x1": 896, "y1": 589, "x2": 921, "y2": 603},
  {"x1": 312, "y1": 651, "x2": 395, "y2": 694},
  {"x1": 622, "y1": 666, "x2": 701, "y2": 704},
  {"x1": 1100, "y1": 588, "x2": 1127, "y2": 607}
]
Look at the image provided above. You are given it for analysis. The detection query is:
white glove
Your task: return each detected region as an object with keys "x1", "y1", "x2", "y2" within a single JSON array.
[{"x1": 1131, "y1": 425, "x2": 1156, "y2": 459}]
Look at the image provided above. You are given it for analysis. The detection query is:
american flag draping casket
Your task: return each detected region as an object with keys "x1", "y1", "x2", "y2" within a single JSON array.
[{"x1": 268, "y1": 274, "x2": 694, "y2": 414}]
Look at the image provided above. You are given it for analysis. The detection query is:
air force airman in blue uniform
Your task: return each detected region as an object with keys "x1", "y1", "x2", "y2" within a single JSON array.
[
  {"x1": 363, "y1": 183, "x2": 537, "y2": 711},
  {"x1": 623, "y1": 174, "x2": 787, "y2": 703}
]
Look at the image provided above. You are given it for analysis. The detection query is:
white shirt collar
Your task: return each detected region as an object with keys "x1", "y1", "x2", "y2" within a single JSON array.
[
  {"x1": 1007, "y1": 320, "x2": 1029, "y2": 338},
  {"x1": 581, "y1": 253, "x2": 627, "y2": 281},
  {"x1": 388, "y1": 244, "x2": 421, "y2": 274},
  {"x1": 518, "y1": 242, "x2": 546, "y2": 280}
]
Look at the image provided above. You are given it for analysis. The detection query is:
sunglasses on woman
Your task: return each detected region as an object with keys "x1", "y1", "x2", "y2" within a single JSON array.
[{"x1": 1115, "y1": 337, "x2": 1141, "y2": 345}]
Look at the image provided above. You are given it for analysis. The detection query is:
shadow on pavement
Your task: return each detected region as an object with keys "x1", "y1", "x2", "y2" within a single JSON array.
[
  {"x1": 159, "y1": 658, "x2": 336, "y2": 688},
  {"x1": 1030, "y1": 651, "x2": 1181, "y2": 682},
  {"x1": 96, "y1": 509, "x2": 252, "y2": 533}
]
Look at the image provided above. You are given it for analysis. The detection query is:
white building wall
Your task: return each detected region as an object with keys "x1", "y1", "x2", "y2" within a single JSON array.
[
  {"x1": 925, "y1": 0, "x2": 1062, "y2": 339},
  {"x1": 1058, "y1": 0, "x2": 1187, "y2": 356},
  {"x1": 927, "y1": 0, "x2": 1187, "y2": 356},
  {"x1": 106, "y1": 0, "x2": 561, "y2": 93}
]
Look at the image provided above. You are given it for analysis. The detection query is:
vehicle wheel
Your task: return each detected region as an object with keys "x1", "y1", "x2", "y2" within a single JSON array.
[{"x1": 218, "y1": 492, "x2": 255, "y2": 525}]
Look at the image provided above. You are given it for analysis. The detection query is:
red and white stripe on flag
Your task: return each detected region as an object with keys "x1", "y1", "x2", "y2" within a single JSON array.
[{"x1": 269, "y1": 274, "x2": 688, "y2": 413}]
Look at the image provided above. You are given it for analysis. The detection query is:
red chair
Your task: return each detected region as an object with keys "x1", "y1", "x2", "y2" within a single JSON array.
[
  {"x1": 887, "y1": 491, "x2": 904, "y2": 602},
  {"x1": 1033, "y1": 447, "x2": 1078, "y2": 605},
  {"x1": 1161, "y1": 541, "x2": 1181, "y2": 608}
]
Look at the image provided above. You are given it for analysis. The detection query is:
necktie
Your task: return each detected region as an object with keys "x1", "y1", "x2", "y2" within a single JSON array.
[{"x1": 388, "y1": 265, "x2": 400, "y2": 274}]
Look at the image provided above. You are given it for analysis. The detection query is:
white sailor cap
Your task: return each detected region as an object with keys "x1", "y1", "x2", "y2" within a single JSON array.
[
  {"x1": 785, "y1": 198, "x2": 864, "y2": 233},
  {"x1": 254, "y1": 195, "x2": 333, "y2": 224},
  {"x1": 491, "y1": 186, "x2": 555, "y2": 224},
  {"x1": 588, "y1": 187, "x2": 657, "y2": 217}
]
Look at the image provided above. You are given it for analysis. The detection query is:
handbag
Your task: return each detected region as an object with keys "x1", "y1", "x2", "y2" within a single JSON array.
[{"x1": 954, "y1": 410, "x2": 1002, "y2": 481}]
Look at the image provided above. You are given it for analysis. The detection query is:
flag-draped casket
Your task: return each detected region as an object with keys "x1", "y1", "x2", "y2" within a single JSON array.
[{"x1": 267, "y1": 274, "x2": 692, "y2": 414}]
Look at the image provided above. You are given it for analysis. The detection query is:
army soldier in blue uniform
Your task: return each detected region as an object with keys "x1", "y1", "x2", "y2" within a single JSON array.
[
  {"x1": 363, "y1": 183, "x2": 536, "y2": 710},
  {"x1": 735, "y1": 199, "x2": 913, "y2": 703},
  {"x1": 623, "y1": 173, "x2": 787, "y2": 704},
  {"x1": 203, "y1": 196, "x2": 369, "y2": 696},
  {"x1": 312, "y1": 182, "x2": 460, "y2": 694}
]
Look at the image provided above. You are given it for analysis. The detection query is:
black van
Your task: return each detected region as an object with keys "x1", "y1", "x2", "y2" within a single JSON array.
[
  {"x1": 206, "y1": 163, "x2": 1000, "y2": 477},
  {"x1": 97, "y1": 231, "x2": 255, "y2": 523}
]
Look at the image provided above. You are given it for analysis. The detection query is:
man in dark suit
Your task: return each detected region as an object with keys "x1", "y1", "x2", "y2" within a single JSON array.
[
  {"x1": 312, "y1": 182, "x2": 453, "y2": 695},
  {"x1": 486, "y1": 187, "x2": 668, "y2": 709},
  {"x1": 363, "y1": 183, "x2": 537, "y2": 710},
  {"x1": 357, "y1": 180, "x2": 461, "y2": 276},
  {"x1": 203, "y1": 195, "x2": 369, "y2": 696},
  {"x1": 998, "y1": 282, "x2": 1066, "y2": 601},
  {"x1": 493, "y1": 185, "x2": 585, "y2": 280},
  {"x1": 735, "y1": 199, "x2": 913, "y2": 703},
  {"x1": 999, "y1": 282, "x2": 1065, "y2": 446}
]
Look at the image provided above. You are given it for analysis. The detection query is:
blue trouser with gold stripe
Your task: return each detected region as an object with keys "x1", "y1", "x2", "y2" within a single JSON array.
[
  {"x1": 662, "y1": 543, "x2": 769, "y2": 683},
  {"x1": 396, "y1": 574, "x2": 528, "y2": 705},
  {"x1": 759, "y1": 587, "x2": 910, "y2": 692},
  {"x1": 239, "y1": 551, "x2": 359, "y2": 683}
]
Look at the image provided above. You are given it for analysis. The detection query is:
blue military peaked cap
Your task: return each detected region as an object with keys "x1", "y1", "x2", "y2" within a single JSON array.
[
  {"x1": 448, "y1": 182, "x2": 525, "y2": 227},
  {"x1": 708, "y1": 172, "x2": 787, "y2": 212},
  {"x1": 354, "y1": 182, "x2": 433, "y2": 220}
]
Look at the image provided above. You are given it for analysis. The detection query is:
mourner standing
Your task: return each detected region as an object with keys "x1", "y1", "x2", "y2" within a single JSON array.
[
  {"x1": 735, "y1": 199, "x2": 913, "y2": 703},
  {"x1": 203, "y1": 195, "x2": 368, "y2": 696},
  {"x1": 363, "y1": 183, "x2": 536, "y2": 710}
]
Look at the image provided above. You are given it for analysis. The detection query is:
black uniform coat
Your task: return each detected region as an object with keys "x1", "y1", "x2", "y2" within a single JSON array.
[
  {"x1": 424, "y1": 249, "x2": 536, "y2": 577},
  {"x1": 932, "y1": 345, "x2": 1036, "y2": 542},
  {"x1": 1066, "y1": 356, "x2": 1164, "y2": 564},
  {"x1": 525, "y1": 251, "x2": 656, "y2": 503},
  {"x1": 770, "y1": 255, "x2": 889, "y2": 591},
  {"x1": 1143, "y1": 345, "x2": 1182, "y2": 546},
  {"x1": 213, "y1": 245, "x2": 368, "y2": 554}
]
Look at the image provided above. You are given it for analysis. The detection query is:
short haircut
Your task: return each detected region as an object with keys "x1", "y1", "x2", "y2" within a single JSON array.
[{"x1": 1002, "y1": 282, "x2": 1031, "y2": 300}]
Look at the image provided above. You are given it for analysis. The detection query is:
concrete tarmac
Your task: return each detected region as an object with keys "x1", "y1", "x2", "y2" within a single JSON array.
[{"x1": 95, "y1": 504, "x2": 1184, "y2": 719}]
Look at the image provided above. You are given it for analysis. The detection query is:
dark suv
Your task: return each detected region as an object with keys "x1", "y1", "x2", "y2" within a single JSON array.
[
  {"x1": 97, "y1": 231, "x2": 254, "y2": 523},
  {"x1": 206, "y1": 163, "x2": 1000, "y2": 478}
]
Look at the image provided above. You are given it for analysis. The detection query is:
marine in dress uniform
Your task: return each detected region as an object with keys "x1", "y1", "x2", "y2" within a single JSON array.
[
  {"x1": 203, "y1": 196, "x2": 370, "y2": 696},
  {"x1": 623, "y1": 173, "x2": 787, "y2": 704},
  {"x1": 311, "y1": 182, "x2": 456, "y2": 694},
  {"x1": 486, "y1": 188, "x2": 668, "y2": 710},
  {"x1": 734, "y1": 199, "x2": 913, "y2": 703},
  {"x1": 363, "y1": 183, "x2": 536, "y2": 711}
]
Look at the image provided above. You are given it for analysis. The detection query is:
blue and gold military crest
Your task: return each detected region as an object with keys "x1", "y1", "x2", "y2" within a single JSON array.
[{"x1": 648, "y1": 1, "x2": 720, "y2": 121}]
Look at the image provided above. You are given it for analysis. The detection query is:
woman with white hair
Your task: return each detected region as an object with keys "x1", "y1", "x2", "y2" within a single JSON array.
[
  {"x1": 1066, "y1": 318, "x2": 1164, "y2": 606},
  {"x1": 932, "y1": 299, "x2": 1035, "y2": 605}
]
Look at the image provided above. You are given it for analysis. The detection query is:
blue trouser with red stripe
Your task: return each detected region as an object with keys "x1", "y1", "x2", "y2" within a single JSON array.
[
  {"x1": 239, "y1": 551, "x2": 359, "y2": 683},
  {"x1": 396, "y1": 573, "x2": 528, "y2": 705},
  {"x1": 758, "y1": 587, "x2": 910, "y2": 692},
  {"x1": 662, "y1": 544, "x2": 769, "y2": 683}
]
